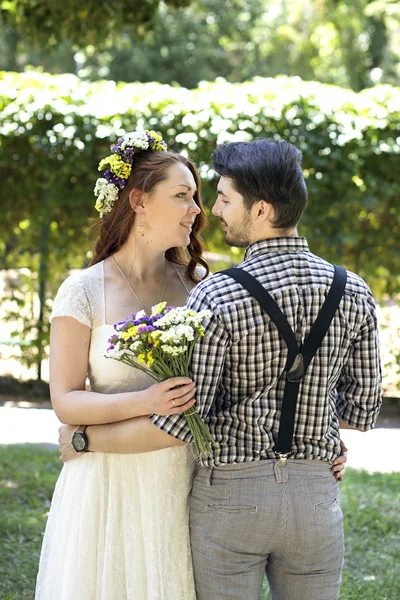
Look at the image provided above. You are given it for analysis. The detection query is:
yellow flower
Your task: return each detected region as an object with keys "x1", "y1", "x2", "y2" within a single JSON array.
[
  {"x1": 149, "y1": 330, "x2": 162, "y2": 341},
  {"x1": 151, "y1": 301, "x2": 167, "y2": 316},
  {"x1": 146, "y1": 130, "x2": 167, "y2": 152},
  {"x1": 198, "y1": 326, "x2": 205, "y2": 336},
  {"x1": 121, "y1": 326, "x2": 139, "y2": 341},
  {"x1": 153, "y1": 340, "x2": 160, "y2": 348},
  {"x1": 146, "y1": 351, "x2": 154, "y2": 367},
  {"x1": 95, "y1": 199, "x2": 104, "y2": 212},
  {"x1": 138, "y1": 353, "x2": 147, "y2": 364},
  {"x1": 99, "y1": 155, "x2": 132, "y2": 179}
]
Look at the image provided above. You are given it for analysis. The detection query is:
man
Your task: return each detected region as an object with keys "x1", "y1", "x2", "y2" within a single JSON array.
[{"x1": 60, "y1": 138, "x2": 381, "y2": 599}]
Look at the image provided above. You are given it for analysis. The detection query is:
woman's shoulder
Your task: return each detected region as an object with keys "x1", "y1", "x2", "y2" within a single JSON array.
[
  {"x1": 51, "y1": 262, "x2": 104, "y2": 327},
  {"x1": 61, "y1": 261, "x2": 103, "y2": 290}
]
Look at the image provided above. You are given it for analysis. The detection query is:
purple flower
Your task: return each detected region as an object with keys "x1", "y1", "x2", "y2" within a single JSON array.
[
  {"x1": 147, "y1": 343, "x2": 154, "y2": 349},
  {"x1": 137, "y1": 325, "x2": 155, "y2": 333},
  {"x1": 104, "y1": 170, "x2": 128, "y2": 190},
  {"x1": 121, "y1": 147, "x2": 135, "y2": 164}
]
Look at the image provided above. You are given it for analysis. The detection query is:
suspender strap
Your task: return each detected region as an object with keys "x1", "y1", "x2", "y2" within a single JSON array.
[
  {"x1": 220, "y1": 265, "x2": 347, "y2": 457},
  {"x1": 222, "y1": 268, "x2": 299, "y2": 373}
]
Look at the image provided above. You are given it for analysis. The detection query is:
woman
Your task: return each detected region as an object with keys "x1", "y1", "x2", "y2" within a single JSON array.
[
  {"x1": 36, "y1": 130, "x2": 346, "y2": 599},
  {"x1": 36, "y1": 131, "x2": 208, "y2": 599}
]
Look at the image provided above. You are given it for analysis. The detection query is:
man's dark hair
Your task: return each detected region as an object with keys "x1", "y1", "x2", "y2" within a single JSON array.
[{"x1": 211, "y1": 138, "x2": 308, "y2": 230}]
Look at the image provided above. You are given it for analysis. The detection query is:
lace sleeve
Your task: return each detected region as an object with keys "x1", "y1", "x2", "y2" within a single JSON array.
[{"x1": 50, "y1": 275, "x2": 92, "y2": 328}]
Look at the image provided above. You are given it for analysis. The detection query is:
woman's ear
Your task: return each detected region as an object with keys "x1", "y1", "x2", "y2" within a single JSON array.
[{"x1": 129, "y1": 189, "x2": 146, "y2": 215}]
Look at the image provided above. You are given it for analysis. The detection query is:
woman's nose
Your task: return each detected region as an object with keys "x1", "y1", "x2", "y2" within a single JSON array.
[{"x1": 189, "y1": 202, "x2": 201, "y2": 215}]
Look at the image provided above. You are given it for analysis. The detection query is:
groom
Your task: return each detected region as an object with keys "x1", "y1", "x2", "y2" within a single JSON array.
[{"x1": 60, "y1": 138, "x2": 382, "y2": 599}]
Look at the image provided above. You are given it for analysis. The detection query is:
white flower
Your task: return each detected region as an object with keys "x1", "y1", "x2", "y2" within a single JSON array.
[
  {"x1": 175, "y1": 324, "x2": 195, "y2": 341},
  {"x1": 135, "y1": 310, "x2": 146, "y2": 320},
  {"x1": 121, "y1": 131, "x2": 149, "y2": 151},
  {"x1": 94, "y1": 178, "x2": 119, "y2": 215},
  {"x1": 129, "y1": 341, "x2": 142, "y2": 352}
]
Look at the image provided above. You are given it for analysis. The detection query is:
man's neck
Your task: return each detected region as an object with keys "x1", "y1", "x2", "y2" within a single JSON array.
[{"x1": 248, "y1": 227, "x2": 298, "y2": 245}]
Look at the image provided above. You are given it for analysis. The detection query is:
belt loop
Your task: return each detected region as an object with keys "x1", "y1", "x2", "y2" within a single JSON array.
[{"x1": 207, "y1": 467, "x2": 214, "y2": 487}]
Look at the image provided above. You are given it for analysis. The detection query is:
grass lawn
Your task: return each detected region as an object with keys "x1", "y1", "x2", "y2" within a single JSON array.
[{"x1": 0, "y1": 445, "x2": 399, "y2": 600}]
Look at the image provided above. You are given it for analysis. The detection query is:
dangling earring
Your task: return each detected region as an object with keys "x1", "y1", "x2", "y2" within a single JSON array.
[{"x1": 137, "y1": 215, "x2": 145, "y2": 236}]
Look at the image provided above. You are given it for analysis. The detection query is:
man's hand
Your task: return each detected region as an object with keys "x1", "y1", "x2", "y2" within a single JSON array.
[
  {"x1": 331, "y1": 439, "x2": 348, "y2": 481},
  {"x1": 58, "y1": 424, "x2": 82, "y2": 463}
]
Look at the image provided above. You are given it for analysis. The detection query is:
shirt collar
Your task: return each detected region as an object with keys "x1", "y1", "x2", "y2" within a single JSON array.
[{"x1": 244, "y1": 236, "x2": 310, "y2": 261}]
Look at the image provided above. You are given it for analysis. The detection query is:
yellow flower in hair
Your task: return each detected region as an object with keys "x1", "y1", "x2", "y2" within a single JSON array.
[
  {"x1": 99, "y1": 155, "x2": 132, "y2": 179},
  {"x1": 146, "y1": 130, "x2": 167, "y2": 152}
]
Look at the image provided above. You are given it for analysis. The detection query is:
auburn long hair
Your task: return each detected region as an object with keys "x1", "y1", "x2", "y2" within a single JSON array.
[{"x1": 90, "y1": 151, "x2": 209, "y2": 283}]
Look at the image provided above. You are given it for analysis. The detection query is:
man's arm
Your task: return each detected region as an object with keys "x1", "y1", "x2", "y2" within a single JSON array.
[
  {"x1": 336, "y1": 290, "x2": 382, "y2": 431},
  {"x1": 149, "y1": 280, "x2": 229, "y2": 441}
]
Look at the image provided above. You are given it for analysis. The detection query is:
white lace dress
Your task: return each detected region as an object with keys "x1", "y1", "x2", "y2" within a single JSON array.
[{"x1": 35, "y1": 261, "x2": 197, "y2": 600}]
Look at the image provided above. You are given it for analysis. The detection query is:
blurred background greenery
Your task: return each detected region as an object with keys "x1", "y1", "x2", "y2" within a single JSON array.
[
  {"x1": 0, "y1": 4, "x2": 399, "y2": 600},
  {"x1": 0, "y1": 0, "x2": 399, "y2": 386}
]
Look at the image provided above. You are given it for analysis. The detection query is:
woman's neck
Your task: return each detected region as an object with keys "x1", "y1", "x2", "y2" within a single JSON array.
[{"x1": 112, "y1": 231, "x2": 167, "y2": 283}]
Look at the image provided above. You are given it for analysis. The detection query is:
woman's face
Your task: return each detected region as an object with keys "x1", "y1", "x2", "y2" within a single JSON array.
[{"x1": 141, "y1": 162, "x2": 201, "y2": 250}]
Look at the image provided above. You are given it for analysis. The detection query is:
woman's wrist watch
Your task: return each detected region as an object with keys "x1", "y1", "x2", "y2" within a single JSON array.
[{"x1": 72, "y1": 425, "x2": 89, "y2": 452}]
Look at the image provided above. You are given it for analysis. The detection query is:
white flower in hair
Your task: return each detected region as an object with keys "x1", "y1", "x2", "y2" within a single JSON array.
[
  {"x1": 94, "y1": 178, "x2": 119, "y2": 215},
  {"x1": 121, "y1": 132, "x2": 149, "y2": 151}
]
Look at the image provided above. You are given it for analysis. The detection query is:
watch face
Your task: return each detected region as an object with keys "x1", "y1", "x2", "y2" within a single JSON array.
[{"x1": 72, "y1": 433, "x2": 86, "y2": 452}]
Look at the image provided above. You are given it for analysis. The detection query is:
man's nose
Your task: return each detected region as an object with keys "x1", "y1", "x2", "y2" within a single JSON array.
[{"x1": 211, "y1": 201, "x2": 220, "y2": 216}]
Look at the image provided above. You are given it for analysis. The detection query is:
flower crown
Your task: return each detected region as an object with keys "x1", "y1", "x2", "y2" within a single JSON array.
[{"x1": 94, "y1": 130, "x2": 167, "y2": 217}]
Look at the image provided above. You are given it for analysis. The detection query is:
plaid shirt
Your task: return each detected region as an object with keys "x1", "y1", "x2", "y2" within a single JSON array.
[{"x1": 151, "y1": 237, "x2": 382, "y2": 466}]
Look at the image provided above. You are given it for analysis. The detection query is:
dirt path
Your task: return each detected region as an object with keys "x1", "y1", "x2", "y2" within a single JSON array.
[{"x1": 1, "y1": 405, "x2": 399, "y2": 474}]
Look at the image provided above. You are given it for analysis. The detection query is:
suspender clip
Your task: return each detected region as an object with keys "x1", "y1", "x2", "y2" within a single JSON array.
[
  {"x1": 276, "y1": 452, "x2": 290, "y2": 466},
  {"x1": 286, "y1": 353, "x2": 304, "y2": 382}
]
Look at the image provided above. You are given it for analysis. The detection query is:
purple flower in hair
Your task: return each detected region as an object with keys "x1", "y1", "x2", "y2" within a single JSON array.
[{"x1": 104, "y1": 170, "x2": 128, "y2": 189}]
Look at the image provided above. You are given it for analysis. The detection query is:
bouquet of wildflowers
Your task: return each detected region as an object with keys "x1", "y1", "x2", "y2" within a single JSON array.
[{"x1": 105, "y1": 302, "x2": 215, "y2": 457}]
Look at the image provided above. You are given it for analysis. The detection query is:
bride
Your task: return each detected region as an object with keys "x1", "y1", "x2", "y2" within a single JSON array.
[{"x1": 35, "y1": 131, "x2": 208, "y2": 599}]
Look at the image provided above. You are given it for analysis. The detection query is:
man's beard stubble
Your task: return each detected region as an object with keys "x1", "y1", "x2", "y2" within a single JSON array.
[{"x1": 221, "y1": 212, "x2": 252, "y2": 248}]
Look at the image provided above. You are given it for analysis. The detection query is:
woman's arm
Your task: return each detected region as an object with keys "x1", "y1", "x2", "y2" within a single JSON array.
[
  {"x1": 58, "y1": 418, "x2": 185, "y2": 462},
  {"x1": 50, "y1": 316, "x2": 196, "y2": 425}
]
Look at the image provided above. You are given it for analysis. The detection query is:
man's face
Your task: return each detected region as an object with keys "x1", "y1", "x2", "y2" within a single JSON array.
[{"x1": 212, "y1": 176, "x2": 253, "y2": 247}]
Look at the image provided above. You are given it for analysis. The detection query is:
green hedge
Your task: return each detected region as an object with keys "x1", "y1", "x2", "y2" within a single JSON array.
[{"x1": 1, "y1": 71, "x2": 399, "y2": 371}]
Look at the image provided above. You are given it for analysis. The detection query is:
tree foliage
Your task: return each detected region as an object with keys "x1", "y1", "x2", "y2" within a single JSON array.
[
  {"x1": 1, "y1": 0, "x2": 399, "y2": 90},
  {"x1": 1, "y1": 71, "x2": 400, "y2": 374},
  {"x1": 0, "y1": 0, "x2": 190, "y2": 46}
]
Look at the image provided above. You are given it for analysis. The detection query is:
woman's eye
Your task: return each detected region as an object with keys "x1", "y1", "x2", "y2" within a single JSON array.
[{"x1": 177, "y1": 193, "x2": 187, "y2": 198}]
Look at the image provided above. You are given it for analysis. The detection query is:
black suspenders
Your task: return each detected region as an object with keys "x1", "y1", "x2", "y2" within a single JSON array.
[{"x1": 220, "y1": 265, "x2": 347, "y2": 463}]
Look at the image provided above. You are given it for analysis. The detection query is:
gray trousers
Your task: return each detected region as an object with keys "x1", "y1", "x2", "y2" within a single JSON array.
[{"x1": 189, "y1": 459, "x2": 344, "y2": 600}]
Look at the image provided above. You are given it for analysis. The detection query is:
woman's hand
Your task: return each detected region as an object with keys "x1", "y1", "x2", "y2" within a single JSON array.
[
  {"x1": 59, "y1": 424, "x2": 81, "y2": 463},
  {"x1": 331, "y1": 439, "x2": 348, "y2": 481},
  {"x1": 144, "y1": 377, "x2": 196, "y2": 416}
]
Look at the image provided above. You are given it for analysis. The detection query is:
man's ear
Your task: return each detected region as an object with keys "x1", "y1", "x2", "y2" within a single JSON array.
[
  {"x1": 129, "y1": 189, "x2": 146, "y2": 215},
  {"x1": 254, "y1": 200, "x2": 273, "y2": 223}
]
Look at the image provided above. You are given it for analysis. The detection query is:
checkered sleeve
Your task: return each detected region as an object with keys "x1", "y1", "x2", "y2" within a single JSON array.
[
  {"x1": 336, "y1": 291, "x2": 382, "y2": 430},
  {"x1": 150, "y1": 281, "x2": 229, "y2": 442}
]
